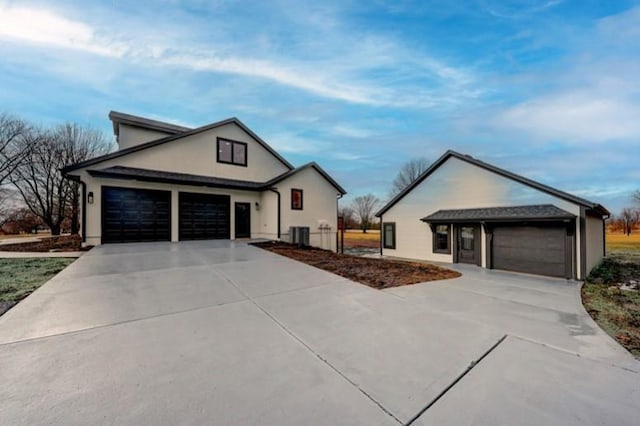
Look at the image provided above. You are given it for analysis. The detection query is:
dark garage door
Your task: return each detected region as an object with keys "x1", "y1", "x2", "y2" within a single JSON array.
[
  {"x1": 102, "y1": 187, "x2": 171, "y2": 244},
  {"x1": 492, "y1": 225, "x2": 569, "y2": 278},
  {"x1": 179, "y1": 192, "x2": 230, "y2": 240}
]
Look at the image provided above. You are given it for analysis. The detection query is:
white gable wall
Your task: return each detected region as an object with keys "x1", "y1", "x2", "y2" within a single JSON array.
[
  {"x1": 276, "y1": 167, "x2": 339, "y2": 251},
  {"x1": 585, "y1": 215, "x2": 605, "y2": 274},
  {"x1": 96, "y1": 123, "x2": 290, "y2": 182},
  {"x1": 381, "y1": 157, "x2": 582, "y2": 274},
  {"x1": 118, "y1": 124, "x2": 176, "y2": 150}
]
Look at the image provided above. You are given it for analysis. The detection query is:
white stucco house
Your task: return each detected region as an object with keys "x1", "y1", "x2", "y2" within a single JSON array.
[
  {"x1": 63, "y1": 111, "x2": 346, "y2": 250},
  {"x1": 375, "y1": 150, "x2": 610, "y2": 280}
]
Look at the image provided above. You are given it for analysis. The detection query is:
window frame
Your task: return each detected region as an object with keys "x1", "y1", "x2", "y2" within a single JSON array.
[
  {"x1": 382, "y1": 222, "x2": 396, "y2": 249},
  {"x1": 291, "y1": 188, "x2": 303, "y2": 210},
  {"x1": 432, "y1": 224, "x2": 451, "y2": 254},
  {"x1": 216, "y1": 137, "x2": 248, "y2": 167}
]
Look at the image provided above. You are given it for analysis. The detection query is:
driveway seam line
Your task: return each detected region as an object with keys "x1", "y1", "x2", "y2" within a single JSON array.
[
  {"x1": 0, "y1": 297, "x2": 251, "y2": 347},
  {"x1": 404, "y1": 334, "x2": 508, "y2": 426},
  {"x1": 211, "y1": 267, "x2": 403, "y2": 425}
]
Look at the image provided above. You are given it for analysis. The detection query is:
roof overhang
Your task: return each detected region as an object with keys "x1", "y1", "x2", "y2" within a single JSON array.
[{"x1": 420, "y1": 204, "x2": 576, "y2": 224}]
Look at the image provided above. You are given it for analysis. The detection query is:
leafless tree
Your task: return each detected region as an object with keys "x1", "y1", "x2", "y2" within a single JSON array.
[
  {"x1": 389, "y1": 157, "x2": 430, "y2": 197},
  {"x1": 338, "y1": 206, "x2": 357, "y2": 229},
  {"x1": 633, "y1": 190, "x2": 640, "y2": 205},
  {"x1": 11, "y1": 123, "x2": 111, "y2": 235},
  {"x1": 619, "y1": 207, "x2": 639, "y2": 236},
  {"x1": 351, "y1": 194, "x2": 380, "y2": 233},
  {"x1": 0, "y1": 114, "x2": 30, "y2": 220}
]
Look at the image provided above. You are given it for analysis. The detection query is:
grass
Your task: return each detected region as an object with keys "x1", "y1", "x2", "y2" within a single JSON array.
[
  {"x1": 606, "y1": 232, "x2": 640, "y2": 252},
  {"x1": 343, "y1": 230, "x2": 380, "y2": 249},
  {"x1": 0, "y1": 258, "x2": 74, "y2": 303},
  {"x1": 582, "y1": 233, "x2": 640, "y2": 359}
]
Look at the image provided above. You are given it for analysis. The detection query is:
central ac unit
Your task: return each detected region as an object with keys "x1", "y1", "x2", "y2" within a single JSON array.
[{"x1": 289, "y1": 226, "x2": 310, "y2": 247}]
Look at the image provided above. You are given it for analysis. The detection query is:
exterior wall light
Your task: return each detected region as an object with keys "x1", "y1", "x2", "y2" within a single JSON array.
[
  {"x1": 88, "y1": 192, "x2": 94, "y2": 204},
  {"x1": 255, "y1": 201, "x2": 260, "y2": 211}
]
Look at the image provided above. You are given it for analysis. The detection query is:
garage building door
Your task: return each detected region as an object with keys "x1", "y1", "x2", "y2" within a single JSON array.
[
  {"x1": 102, "y1": 187, "x2": 171, "y2": 244},
  {"x1": 179, "y1": 192, "x2": 230, "y2": 241},
  {"x1": 491, "y1": 225, "x2": 570, "y2": 278}
]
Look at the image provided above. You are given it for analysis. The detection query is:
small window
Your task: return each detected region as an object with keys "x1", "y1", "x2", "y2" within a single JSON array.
[
  {"x1": 433, "y1": 224, "x2": 451, "y2": 254},
  {"x1": 217, "y1": 138, "x2": 247, "y2": 166},
  {"x1": 383, "y1": 222, "x2": 396, "y2": 249},
  {"x1": 291, "y1": 189, "x2": 303, "y2": 210}
]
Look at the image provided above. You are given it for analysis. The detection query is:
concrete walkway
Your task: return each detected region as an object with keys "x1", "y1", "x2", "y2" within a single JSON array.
[{"x1": 0, "y1": 241, "x2": 638, "y2": 425}]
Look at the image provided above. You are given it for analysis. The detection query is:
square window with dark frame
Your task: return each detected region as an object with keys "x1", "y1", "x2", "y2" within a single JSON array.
[
  {"x1": 217, "y1": 138, "x2": 247, "y2": 166},
  {"x1": 383, "y1": 222, "x2": 396, "y2": 249},
  {"x1": 433, "y1": 224, "x2": 451, "y2": 254},
  {"x1": 291, "y1": 189, "x2": 303, "y2": 210}
]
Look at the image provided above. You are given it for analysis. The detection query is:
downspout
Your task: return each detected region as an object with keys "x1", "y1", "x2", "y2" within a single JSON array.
[
  {"x1": 268, "y1": 188, "x2": 281, "y2": 239},
  {"x1": 603, "y1": 212, "x2": 610, "y2": 257},
  {"x1": 379, "y1": 215, "x2": 383, "y2": 256},
  {"x1": 336, "y1": 193, "x2": 343, "y2": 253}
]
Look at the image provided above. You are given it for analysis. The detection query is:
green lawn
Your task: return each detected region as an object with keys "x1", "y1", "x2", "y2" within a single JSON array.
[{"x1": 0, "y1": 258, "x2": 75, "y2": 303}]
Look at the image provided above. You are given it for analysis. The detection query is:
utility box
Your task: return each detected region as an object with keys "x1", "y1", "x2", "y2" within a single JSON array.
[{"x1": 289, "y1": 226, "x2": 310, "y2": 247}]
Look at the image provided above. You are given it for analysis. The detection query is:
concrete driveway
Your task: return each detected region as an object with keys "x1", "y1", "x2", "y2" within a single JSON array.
[{"x1": 0, "y1": 241, "x2": 638, "y2": 425}]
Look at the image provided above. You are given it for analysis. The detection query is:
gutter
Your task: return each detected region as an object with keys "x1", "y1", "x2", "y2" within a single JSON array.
[{"x1": 269, "y1": 188, "x2": 281, "y2": 239}]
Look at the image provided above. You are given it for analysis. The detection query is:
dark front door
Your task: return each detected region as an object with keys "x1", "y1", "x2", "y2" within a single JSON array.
[
  {"x1": 102, "y1": 187, "x2": 171, "y2": 244},
  {"x1": 179, "y1": 192, "x2": 230, "y2": 241},
  {"x1": 234, "y1": 202, "x2": 251, "y2": 238},
  {"x1": 456, "y1": 224, "x2": 480, "y2": 265}
]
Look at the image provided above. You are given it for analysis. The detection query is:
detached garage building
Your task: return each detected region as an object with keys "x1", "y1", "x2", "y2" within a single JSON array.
[
  {"x1": 375, "y1": 151, "x2": 609, "y2": 280},
  {"x1": 64, "y1": 111, "x2": 345, "y2": 249}
]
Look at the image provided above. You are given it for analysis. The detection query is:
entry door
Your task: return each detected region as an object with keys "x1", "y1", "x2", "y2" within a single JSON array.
[
  {"x1": 456, "y1": 225, "x2": 480, "y2": 265},
  {"x1": 234, "y1": 202, "x2": 251, "y2": 238}
]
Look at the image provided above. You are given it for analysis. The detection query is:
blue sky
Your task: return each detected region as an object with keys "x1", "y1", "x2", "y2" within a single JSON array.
[{"x1": 1, "y1": 0, "x2": 639, "y2": 213}]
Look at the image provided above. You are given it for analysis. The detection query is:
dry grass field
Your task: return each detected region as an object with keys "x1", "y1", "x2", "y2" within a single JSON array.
[
  {"x1": 607, "y1": 232, "x2": 640, "y2": 252},
  {"x1": 342, "y1": 230, "x2": 380, "y2": 249}
]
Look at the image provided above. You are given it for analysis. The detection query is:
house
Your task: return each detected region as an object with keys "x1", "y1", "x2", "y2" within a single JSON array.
[
  {"x1": 63, "y1": 111, "x2": 346, "y2": 250},
  {"x1": 375, "y1": 150, "x2": 609, "y2": 280}
]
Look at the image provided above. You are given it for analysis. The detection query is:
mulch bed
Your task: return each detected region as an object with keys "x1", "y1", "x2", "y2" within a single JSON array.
[
  {"x1": 252, "y1": 241, "x2": 461, "y2": 289},
  {"x1": 0, "y1": 234, "x2": 83, "y2": 252}
]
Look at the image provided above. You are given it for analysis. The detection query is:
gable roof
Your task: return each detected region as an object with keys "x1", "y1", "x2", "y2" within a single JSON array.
[
  {"x1": 64, "y1": 115, "x2": 294, "y2": 173},
  {"x1": 265, "y1": 162, "x2": 347, "y2": 195},
  {"x1": 84, "y1": 163, "x2": 347, "y2": 195},
  {"x1": 109, "y1": 110, "x2": 192, "y2": 138},
  {"x1": 376, "y1": 150, "x2": 609, "y2": 217},
  {"x1": 421, "y1": 204, "x2": 575, "y2": 223}
]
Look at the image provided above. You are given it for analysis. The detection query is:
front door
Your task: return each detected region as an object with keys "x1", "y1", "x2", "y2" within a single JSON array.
[
  {"x1": 456, "y1": 225, "x2": 480, "y2": 265},
  {"x1": 234, "y1": 202, "x2": 251, "y2": 238}
]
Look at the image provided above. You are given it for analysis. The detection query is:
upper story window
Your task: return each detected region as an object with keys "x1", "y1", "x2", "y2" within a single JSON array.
[
  {"x1": 217, "y1": 138, "x2": 247, "y2": 166},
  {"x1": 291, "y1": 189, "x2": 303, "y2": 210}
]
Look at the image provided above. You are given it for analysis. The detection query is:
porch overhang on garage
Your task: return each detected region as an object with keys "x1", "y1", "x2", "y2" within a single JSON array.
[{"x1": 421, "y1": 204, "x2": 577, "y2": 279}]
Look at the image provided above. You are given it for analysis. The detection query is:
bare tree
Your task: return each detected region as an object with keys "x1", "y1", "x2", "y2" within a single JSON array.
[
  {"x1": 389, "y1": 157, "x2": 430, "y2": 197},
  {"x1": 351, "y1": 194, "x2": 380, "y2": 233},
  {"x1": 619, "y1": 207, "x2": 639, "y2": 236},
  {"x1": 0, "y1": 113, "x2": 29, "y2": 186},
  {"x1": 11, "y1": 123, "x2": 111, "y2": 235},
  {"x1": 338, "y1": 206, "x2": 357, "y2": 229},
  {"x1": 633, "y1": 190, "x2": 640, "y2": 205}
]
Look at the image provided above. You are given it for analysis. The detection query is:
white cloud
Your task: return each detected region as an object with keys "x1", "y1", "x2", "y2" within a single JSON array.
[
  {"x1": 0, "y1": 3, "x2": 126, "y2": 57},
  {"x1": 496, "y1": 91, "x2": 640, "y2": 143}
]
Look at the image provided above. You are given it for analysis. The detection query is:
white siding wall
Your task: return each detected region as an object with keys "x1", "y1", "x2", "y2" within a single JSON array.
[
  {"x1": 381, "y1": 157, "x2": 582, "y2": 271},
  {"x1": 276, "y1": 167, "x2": 339, "y2": 251},
  {"x1": 585, "y1": 215, "x2": 605, "y2": 275},
  {"x1": 99, "y1": 123, "x2": 290, "y2": 182},
  {"x1": 118, "y1": 124, "x2": 174, "y2": 149}
]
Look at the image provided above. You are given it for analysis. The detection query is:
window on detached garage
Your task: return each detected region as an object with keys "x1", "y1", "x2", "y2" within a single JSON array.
[
  {"x1": 432, "y1": 224, "x2": 450, "y2": 254},
  {"x1": 382, "y1": 222, "x2": 396, "y2": 249}
]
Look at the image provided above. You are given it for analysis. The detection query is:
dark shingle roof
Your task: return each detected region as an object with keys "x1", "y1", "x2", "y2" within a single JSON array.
[
  {"x1": 86, "y1": 164, "x2": 347, "y2": 194},
  {"x1": 88, "y1": 166, "x2": 265, "y2": 190},
  {"x1": 421, "y1": 204, "x2": 576, "y2": 223},
  {"x1": 376, "y1": 150, "x2": 609, "y2": 217}
]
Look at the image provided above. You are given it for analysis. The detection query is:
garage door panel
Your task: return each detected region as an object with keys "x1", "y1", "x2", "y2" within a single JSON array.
[
  {"x1": 179, "y1": 193, "x2": 230, "y2": 241},
  {"x1": 102, "y1": 187, "x2": 171, "y2": 244},
  {"x1": 492, "y1": 225, "x2": 568, "y2": 278}
]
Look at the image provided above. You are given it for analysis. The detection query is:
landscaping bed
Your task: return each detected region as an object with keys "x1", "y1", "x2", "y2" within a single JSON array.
[
  {"x1": 0, "y1": 258, "x2": 75, "y2": 316},
  {"x1": 0, "y1": 234, "x2": 82, "y2": 252},
  {"x1": 582, "y1": 252, "x2": 640, "y2": 359},
  {"x1": 252, "y1": 241, "x2": 460, "y2": 289}
]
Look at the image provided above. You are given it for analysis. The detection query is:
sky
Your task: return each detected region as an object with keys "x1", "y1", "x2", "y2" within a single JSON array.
[{"x1": 1, "y1": 0, "x2": 639, "y2": 214}]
